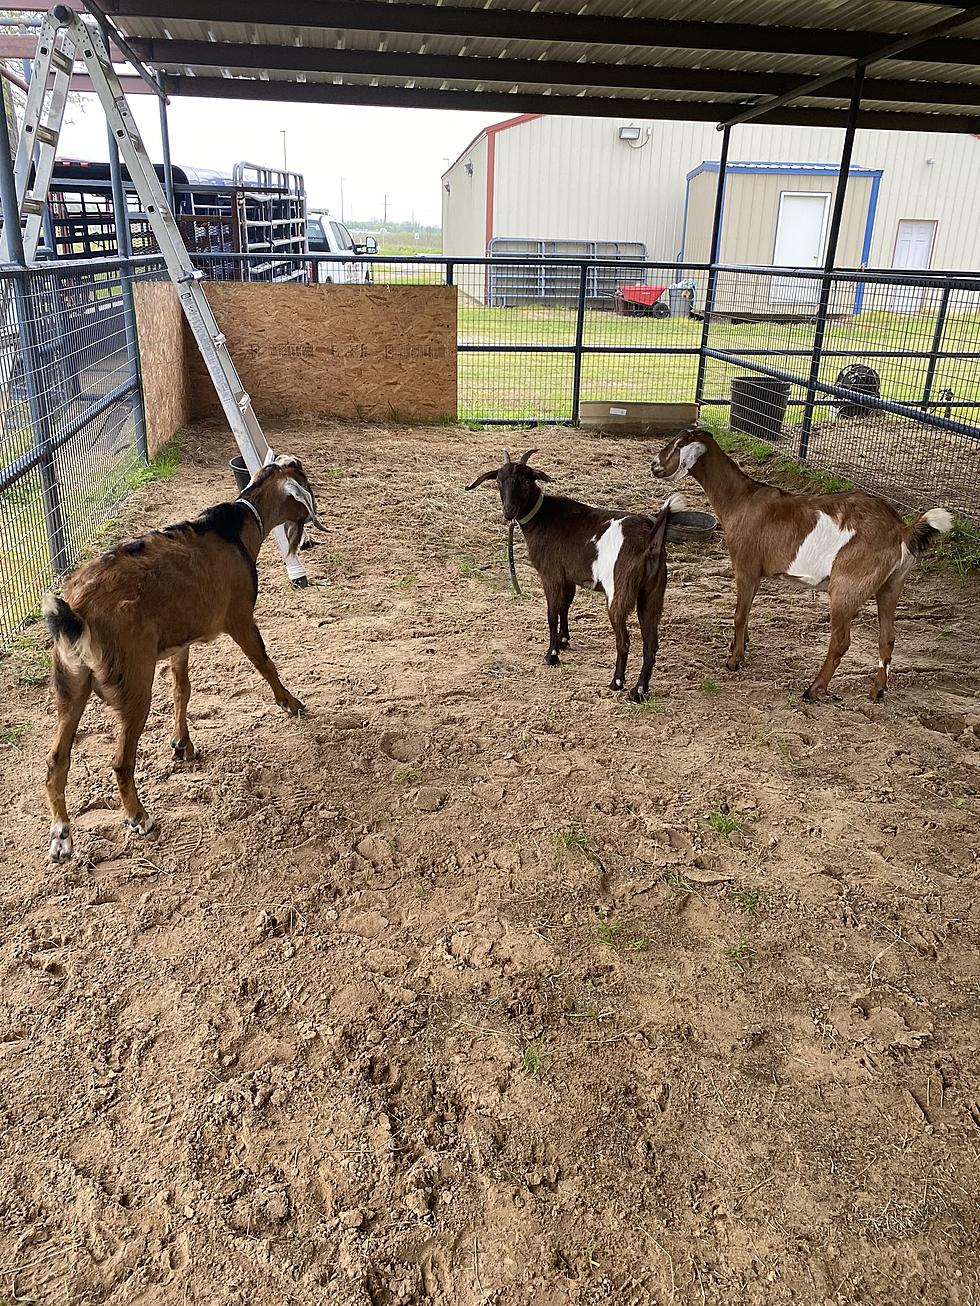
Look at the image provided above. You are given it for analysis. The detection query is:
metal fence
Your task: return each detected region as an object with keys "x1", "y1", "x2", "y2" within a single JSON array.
[
  {"x1": 0, "y1": 254, "x2": 165, "y2": 643},
  {"x1": 2, "y1": 248, "x2": 978, "y2": 647}
]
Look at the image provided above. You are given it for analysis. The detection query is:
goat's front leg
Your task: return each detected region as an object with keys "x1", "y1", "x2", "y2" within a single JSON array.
[
  {"x1": 726, "y1": 571, "x2": 760, "y2": 671},
  {"x1": 45, "y1": 652, "x2": 92, "y2": 861},
  {"x1": 558, "y1": 582, "x2": 575, "y2": 650},
  {"x1": 229, "y1": 618, "x2": 305, "y2": 715},
  {"x1": 543, "y1": 586, "x2": 563, "y2": 666},
  {"x1": 169, "y1": 647, "x2": 197, "y2": 761},
  {"x1": 608, "y1": 598, "x2": 631, "y2": 692},
  {"x1": 112, "y1": 681, "x2": 155, "y2": 834}
]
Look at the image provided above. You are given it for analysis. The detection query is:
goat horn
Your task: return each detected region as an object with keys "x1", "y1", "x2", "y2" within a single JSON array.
[
  {"x1": 502, "y1": 449, "x2": 512, "y2": 464},
  {"x1": 518, "y1": 448, "x2": 538, "y2": 464}
]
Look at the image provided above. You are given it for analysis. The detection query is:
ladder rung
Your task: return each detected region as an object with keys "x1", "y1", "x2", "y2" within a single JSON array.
[
  {"x1": 238, "y1": 394, "x2": 251, "y2": 411},
  {"x1": 36, "y1": 126, "x2": 59, "y2": 147},
  {"x1": 214, "y1": 333, "x2": 226, "y2": 346},
  {"x1": 51, "y1": 50, "x2": 73, "y2": 75},
  {"x1": 177, "y1": 270, "x2": 204, "y2": 284},
  {"x1": 22, "y1": 199, "x2": 44, "y2": 216}
]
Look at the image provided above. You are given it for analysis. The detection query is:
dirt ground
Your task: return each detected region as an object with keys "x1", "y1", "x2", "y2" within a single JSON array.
[{"x1": 1, "y1": 420, "x2": 979, "y2": 1306}]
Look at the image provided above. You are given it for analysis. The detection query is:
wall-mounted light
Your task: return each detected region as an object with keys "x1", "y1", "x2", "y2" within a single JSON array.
[
  {"x1": 618, "y1": 125, "x2": 642, "y2": 142},
  {"x1": 465, "y1": 160, "x2": 474, "y2": 175},
  {"x1": 444, "y1": 182, "x2": 450, "y2": 192}
]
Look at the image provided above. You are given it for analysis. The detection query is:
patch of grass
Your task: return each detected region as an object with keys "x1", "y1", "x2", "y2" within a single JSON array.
[
  {"x1": 700, "y1": 677, "x2": 722, "y2": 695},
  {"x1": 707, "y1": 809, "x2": 744, "y2": 840},
  {"x1": 520, "y1": 1038, "x2": 551, "y2": 1080},
  {"x1": 713, "y1": 428, "x2": 773, "y2": 463},
  {"x1": 595, "y1": 919, "x2": 622, "y2": 946},
  {"x1": 568, "y1": 1003, "x2": 600, "y2": 1021},
  {"x1": 624, "y1": 695, "x2": 667, "y2": 715},
  {"x1": 728, "y1": 887, "x2": 763, "y2": 915},
  {"x1": 15, "y1": 651, "x2": 50, "y2": 687},
  {"x1": 934, "y1": 517, "x2": 980, "y2": 578},
  {"x1": 457, "y1": 556, "x2": 496, "y2": 586},
  {"x1": 628, "y1": 936, "x2": 649, "y2": 952},
  {"x1": 665, "y1": 870, "x2": 698, "y2": 895},
  {"x1": 583, "y1": 1240, "x2": 601, "y2": 1274},
  {"x1": 0, "y1": 723, "x2": 26, "y2": 746},
  {"x1": 394, "y1": 764, "x2": 421, "y2": 785},
  {"x1": 724, "y1": 940, "x2": 758, "y2": 973},
  {"x1": 126, "y1": 441, "x2": 180, "y2": 490},
  {"x1": 397, "y1": 572, "x2": 417, "y2": 588},
  {"x1": 413, "y1": 883, "x2": 427, "y2": 899},
  {"x1": 555, "y1": 827, "x2": 593, "y2": 856}
]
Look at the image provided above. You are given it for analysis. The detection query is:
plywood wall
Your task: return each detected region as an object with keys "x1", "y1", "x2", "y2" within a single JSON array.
[
  {"x1": 187, "y1": 283, "x2": 457, "y2": 422},
  {"x1": 133, "y1": 281, "x2": 191, "y2": 456}
]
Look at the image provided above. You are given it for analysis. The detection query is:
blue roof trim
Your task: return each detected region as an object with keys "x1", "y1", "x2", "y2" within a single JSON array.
[{"x1": 687, "y1": 160, "x2": 883, "y2": 181}]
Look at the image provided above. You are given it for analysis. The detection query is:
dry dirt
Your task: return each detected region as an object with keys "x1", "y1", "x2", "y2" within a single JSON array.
[{"x1": 1, "y1": 420, "x2": 979, "y2": 1306}]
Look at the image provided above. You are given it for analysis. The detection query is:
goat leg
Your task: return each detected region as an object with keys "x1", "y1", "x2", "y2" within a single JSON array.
[
  {"x1": 803, "y1": 594, "x2": 856, "y2": 702},
  {"x1": 871, "y1": 573, "x2": 903, "y2": 702},
  {"x1": 45, "y1": 654, "x2": 92, "y2": 861},
  {"x1": 608, "y1": 601, "x2": 631, "y2": 693},
  {"x1": 544, "y1": 592, "x2": 563, "y2": 666},
  {"x1": 629, "y1": 574, "x2": 666, "y2": 703},
  {"x1": 558, "y1": 582, "x2": 575, "y2": 649},
  {"x1": 169, "y1": 647, "x2": 197, "y2": 761},
  {"x1": 229, "y1": 619, "x2": 305, "y2": 715},
  {"x1": 112, "y1": 683, "x2": 155, "y2": 835},
  {"x1": 727, "y1": 573, "x2": 760, "y2": 672}
]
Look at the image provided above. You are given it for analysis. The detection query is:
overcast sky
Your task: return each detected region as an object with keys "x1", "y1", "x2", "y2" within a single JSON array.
[{"x1": 58, "y1": 91, "x2": 503, "y2": 225}]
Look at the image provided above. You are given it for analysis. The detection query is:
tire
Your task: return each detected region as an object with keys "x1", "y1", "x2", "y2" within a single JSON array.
[{"x1": 650, "y1": 301, "x2": 670, "y2": 318}]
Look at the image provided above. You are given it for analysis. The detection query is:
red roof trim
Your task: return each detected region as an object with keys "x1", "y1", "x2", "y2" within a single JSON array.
[{"x1": 442, "y1": 111, "x2": 541, "y2": 177}]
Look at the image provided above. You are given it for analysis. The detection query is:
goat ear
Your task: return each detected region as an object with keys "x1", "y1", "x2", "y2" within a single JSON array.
[
  {"x1": 465, "y1": 470, "x2": 498, "y2": 490},
  {"x1": 283, "y1": 476, "x2": 316, "y2": 519},
  {"x1": 531, "y1": 468, "x2": 553, "y2": 482}
]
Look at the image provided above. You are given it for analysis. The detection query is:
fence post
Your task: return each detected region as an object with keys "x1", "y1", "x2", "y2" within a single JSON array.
[
  {"x1": 570, "y1": 262, "x2": 588, "y2": 424},
  {"x1": 920, "y1": 284, "x2": 951, "y2": 412},
  {"x1": 446, "y1": 260, "x2": 454, "y2": 287},
  {"x1": 799, "y1": 68, "x2": 864, "y2": 461},
  {"x1": 0, "y1": 94, "x2": 70, "y2": 576},
  {"x1": 103, "y1": 30, "x2": 149, "y2": 464},
  {"x1": 694, "y1": 124, "x2": 731, "y2": 409}
]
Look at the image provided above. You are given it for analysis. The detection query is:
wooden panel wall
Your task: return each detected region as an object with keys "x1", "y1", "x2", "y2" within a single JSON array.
[
  {"x1": 133, "y1": 282, "x2": 191, "y2": 456},
  {"x1": 187, "y1": 283, "x2": 457, "y2": 422}
]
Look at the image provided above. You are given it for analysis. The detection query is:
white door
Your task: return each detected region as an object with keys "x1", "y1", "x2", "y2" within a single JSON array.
[
  {"x1": 888, "y1": 220, "x2": 936, "y2": 312},
  {"x1": 770, "y1": 192, "x2": 830, "y2": 305}
]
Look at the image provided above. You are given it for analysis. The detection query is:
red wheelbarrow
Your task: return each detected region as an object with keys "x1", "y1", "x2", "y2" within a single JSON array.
[{"x1": 614, "y1": 283, "x2": 670, "y2": 316}]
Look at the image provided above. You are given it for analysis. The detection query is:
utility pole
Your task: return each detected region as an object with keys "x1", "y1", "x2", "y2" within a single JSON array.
[
  {"x1": 280, "y1": 129, "x2": 287, "y2": 174},
  {"x1": 340, "y1": 177, "x2": 346, "y2": 224},
  {"x1": 382, "y1": 192, "x2": 388, "y2": 225}
]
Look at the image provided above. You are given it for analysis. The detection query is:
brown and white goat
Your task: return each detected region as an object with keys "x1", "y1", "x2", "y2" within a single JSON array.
[
  {"x1": 651, "y1": 427, "x2": 952, "y2": 701},
  {"x1": 467, "y1": 449, "x2": 686, "y2": 701},
  {"x1": 42, "y1": 454, "x2": 320, "y2": 862}
]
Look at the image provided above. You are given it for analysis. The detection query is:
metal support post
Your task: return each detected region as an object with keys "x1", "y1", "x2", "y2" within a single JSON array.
[
  {"x1": 102, "y1": 21, "x2": 148, "y2": 461},
  {"x1": 920, "y1": 284, "x2": 951, "y2": 412},
  {"x1": 158, "y1": 77, "x2": 175, "y2": 209},
  {"x1": 570, "y1": 263, "x2": 588, "y2": 423},
  {"x1": 694, "y1": 124, "x2": 730, "y2": 408},
  {"x1": 0, "y1": 89, "x2": 69, "y2": 574},
  {"x1": 799, "y1": 68, "x2": 864, "y2": 460}
]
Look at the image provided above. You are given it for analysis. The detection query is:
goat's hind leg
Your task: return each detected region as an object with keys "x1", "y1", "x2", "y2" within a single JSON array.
[
  {"x1": 608, "y1": 597, "x2": 631, "y2": 693},
  {"x1": 871, "y1": 569, "x2": 907, "y2": 702},
  {"x1": 45, "y1": 650, "x2": 92, "y2": 861},
  {"x1": 629, "y1": 570, "x2": 667, "y2": 703},
  {"x1": 109, "y1": 673, "x2": 155, "y2": 834},
  {"x1": 169, "y1": 647, "x2": 197, "y2": 761}
]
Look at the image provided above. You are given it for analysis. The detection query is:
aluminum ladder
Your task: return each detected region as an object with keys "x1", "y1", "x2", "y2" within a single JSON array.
[{"x1": 0, "y1": 5, "x2": 308, "y2": 583}]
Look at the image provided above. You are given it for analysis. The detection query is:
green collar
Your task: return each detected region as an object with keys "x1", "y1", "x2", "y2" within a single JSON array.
[{"x1": 517, "y1": 492, "x2": 545, "y2": 526}]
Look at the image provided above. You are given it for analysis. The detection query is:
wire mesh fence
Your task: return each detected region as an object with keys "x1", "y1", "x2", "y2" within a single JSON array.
[
  {"x1": 0, "y1": 255, "x2": 165, "y2": 644},
  {"x1": 2, "y1": 248, "x2": 978, "y2": 647}
]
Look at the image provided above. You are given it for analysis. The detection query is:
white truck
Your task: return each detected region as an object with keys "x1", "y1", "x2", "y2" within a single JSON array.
[{"x1": 307, "y1": 211, "x2": 377, "y2": 283}]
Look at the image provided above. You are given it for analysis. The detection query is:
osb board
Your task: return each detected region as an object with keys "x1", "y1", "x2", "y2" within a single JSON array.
[
  {"x1": 187, "y1": 283, "x2": 456, "y2": 421},
  {"x1": 133, "y1": 282, "x2": 190, "y2": 456}
]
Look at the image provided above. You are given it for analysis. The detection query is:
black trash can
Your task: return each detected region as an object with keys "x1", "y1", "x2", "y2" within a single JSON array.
[
  {"x1": 229, "y1": 455, "x2": 250, "y2": 493},
  {"x1": 729, "y1": 376, "x2": 790, "y2": 443}
]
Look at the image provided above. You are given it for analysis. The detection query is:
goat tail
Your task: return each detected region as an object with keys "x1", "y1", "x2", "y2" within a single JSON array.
[
  {"x1": 42, "y1": 594, "x2": 102, "y2": 675},
  {"x1": 907, "y1": 507, "x2": 954, "y2": 557},
  {"x1": 42, "y1": 594, "x2": 84, "y2": 646},
  {"x1": 662, "y1": 492, "x2": 688, "y2": 515}
]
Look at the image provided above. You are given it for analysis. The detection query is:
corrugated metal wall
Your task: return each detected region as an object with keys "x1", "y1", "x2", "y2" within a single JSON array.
[
  {"x1": 441, "y1": 135, "x2": 488, "y2": 259},
  {"x1": 481, "y1": 116, "x2": 980, "y2": 271}
]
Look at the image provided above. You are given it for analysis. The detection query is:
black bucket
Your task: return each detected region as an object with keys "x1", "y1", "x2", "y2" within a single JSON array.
[
  {"x1": 729, "y1": 376, "x2": 790, "y2": 443},
  {"x1": 229, "y1": 455, "x2": 250, "y2": 493}
]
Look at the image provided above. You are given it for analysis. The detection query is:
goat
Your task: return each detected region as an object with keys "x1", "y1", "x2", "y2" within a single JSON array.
[
  {"x1": 41, "y1": 454, "x2": 321, "y2": 862},
  {"x1": 466, "y1": 448, "x2": 687, "y2": 702},
  {"x1": 650, "y1": 427, "x2": 952, "y2": 701}
]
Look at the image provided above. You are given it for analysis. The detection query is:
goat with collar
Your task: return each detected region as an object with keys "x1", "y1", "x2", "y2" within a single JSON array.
[
  {"x1": 467, "y1": 448, "x2": 687, "y2": 701},
  {"x1": 41, "y1": 453, "x2": 322, "y2": 863}
]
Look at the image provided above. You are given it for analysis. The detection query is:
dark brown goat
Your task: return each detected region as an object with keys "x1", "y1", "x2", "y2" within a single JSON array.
[
  {"x1": 42, "y1": 455, "x2": 320, "y2": 862},
  {"x1": 467, "y1": 449, "x2": 687, "y2": 701},
  {"x1": 651, "y1": 427, "x2": 952, "y2": 700}
]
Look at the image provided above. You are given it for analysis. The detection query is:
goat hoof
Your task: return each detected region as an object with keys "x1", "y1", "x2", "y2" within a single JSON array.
[
  {"x1": 124, "y1": 813, "x2": 155, "y2": 836},
  {"x1": 871, "y1": 685, "x2": 887, "y2": 703},
  {"x1": 48, "y1": 824, "x2": 73, "y2": 862},
  {"x1": 725, "y1": 656, "x2": 742, "y2": 672},
  {"x1": 609, "y1": 677, "x2": 625, "y2": 692},
  {"x1": 545, "y1": 652, "x2": 560, "y2": 666},
  {"x1": 627, "y1": 686, "x2": 647, "y2": 703},
  {"x1": 171, "y1": 738, "x2": 196, "y2": 762},
  {"x1": 282, "y1": 696, "x2": 306, "y2": 716},
  {"x1": 559, "y1": 636, "x2": 571, "y2": 649}
]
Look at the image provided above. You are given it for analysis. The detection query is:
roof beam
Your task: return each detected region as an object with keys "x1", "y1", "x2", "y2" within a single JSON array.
[
  {"x1": 129, "y1": 38, "x2": 980, "y2": 108},
  {"x1": 103, "y1": 1, "x2": 980, "y2": 66},
  {"x1": 162, "y1": 73, "x2": 980, "y2": 132}
]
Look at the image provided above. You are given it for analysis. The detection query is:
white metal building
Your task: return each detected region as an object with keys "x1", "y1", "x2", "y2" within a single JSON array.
[{"x1": 441, "y1": 113, "x2": 980, "y2": 274}]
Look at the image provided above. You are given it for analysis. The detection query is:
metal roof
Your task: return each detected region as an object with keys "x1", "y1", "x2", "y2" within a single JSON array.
[{"x1": 96, "y1": 0, "x2": 980, "y2": 132}]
